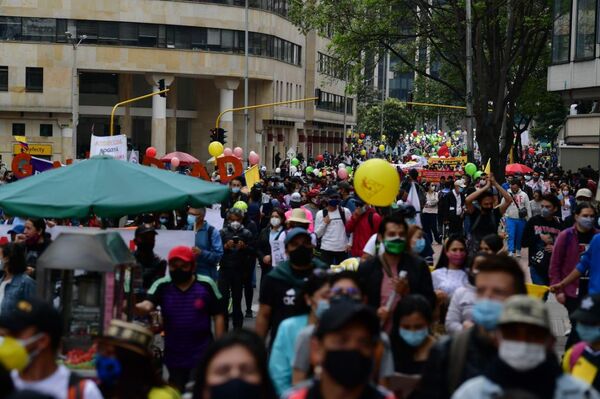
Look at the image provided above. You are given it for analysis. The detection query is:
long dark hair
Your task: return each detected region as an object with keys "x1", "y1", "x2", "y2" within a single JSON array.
[
  {"x1": 1, "y1": 242, "x2": 26, "y2": 275},
  {"x1": 435, "y1": 235, "x2": 467, "y2": 269},
  {"x1": 390, "y1": 295, "x2": 433, "y2": 372},
  {"x1": 26, "y1": 218, "x2": 46, "y2": 234},
  {"x1": 192, "y1": 330, "x2": 276, "y2": 399}
]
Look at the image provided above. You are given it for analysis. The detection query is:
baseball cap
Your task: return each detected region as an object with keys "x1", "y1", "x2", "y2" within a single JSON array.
[
  {"x1": 306, "y1": 189, "x2": 320, "y2": 198},
  {"x1": 134, "y1": 224, "x2": 157, "y2": 238},
  {"x1": 98, "y1": 319, "x2": 154, "y2": 356},
  {"x1": 315, "y1": 300, "x2": 380, "y2": 340},
  {"x1": 168, "y1": 246, "x2": 194, "y2": 263},
  {"x1": 290, "y1": 192, "x2": 302, "y2": 202},
  {"x1": 572, "y1": 294, "x2": 600, "y2": 324},
  {"x1": 7, "y1": 225, "x2": 24, "y2": 235},
  {"x1": 284, "y1": 227, "x2": 311, "y2": 245},
  {"x1": 323, "y1": 187, "x2": 340, "y2": 198},
  {"x1": 575, "y1": 188, "x2": 593, "y2": 199},
  {"x1": 233, "y1": 200, "x2": 249, "y2": 213},
  {"x1": 0, "y1": 299, "x2": 62, "y2": 344},
  {"x1": 498, "y1": 295, "x2": 550, "y2": 331},
  {"x1": 454, "y1": 179, "x2": 467, "y2": 188}
]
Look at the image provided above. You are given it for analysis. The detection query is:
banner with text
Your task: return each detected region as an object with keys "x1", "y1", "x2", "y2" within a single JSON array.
[
  {"x1": 427, "y1": 156, "x2": 467, "y2": 167},
  {"x1": 420, "y1": 170, "x2": 460, "y2": 183},
  {"x1": 90, "y1": 135, "x2": 128, "y2": 161}
]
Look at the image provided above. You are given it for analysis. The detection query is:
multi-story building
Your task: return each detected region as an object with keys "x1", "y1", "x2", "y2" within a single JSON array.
[
  {"x1": 0, "y1": 0, "x2": 355, "y2": 168},
  {"x1": 547, "y1": 0, "x2": 600, "y2": 170}
]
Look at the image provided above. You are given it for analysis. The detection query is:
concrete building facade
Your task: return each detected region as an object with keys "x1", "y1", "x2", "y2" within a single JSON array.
[{"x1": 0, "y1": 0, "x2": 355, "y2": 168}]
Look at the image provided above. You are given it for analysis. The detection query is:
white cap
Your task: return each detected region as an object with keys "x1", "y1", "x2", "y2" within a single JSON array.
[
  {"x1": 290, "y1": 192, "x2": 302, "y2": 202},
  {"x1": 575, "y1": 188, "x2": 593, "y2": 199},
  {"x1": 454, "y1": 179, "x2": 467, "y2": 188}
]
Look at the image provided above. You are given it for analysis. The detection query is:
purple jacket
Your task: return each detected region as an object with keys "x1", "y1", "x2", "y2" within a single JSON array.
[{"x1": 550, "y1": 226, "x2": 599, "y2": 298}]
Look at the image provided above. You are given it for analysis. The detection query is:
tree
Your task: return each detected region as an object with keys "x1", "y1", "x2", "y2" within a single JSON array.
[
  {"x1": 357, "y1": 98, "x2": 416, "y2": 144},
  {"x1": 290, "y1": 0, "x2": 553, "y2": 178}
]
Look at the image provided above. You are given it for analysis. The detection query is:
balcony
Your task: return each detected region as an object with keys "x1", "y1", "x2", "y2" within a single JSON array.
[{"x1": 562, "y1": 114, "x2": 600, "y2": 144}]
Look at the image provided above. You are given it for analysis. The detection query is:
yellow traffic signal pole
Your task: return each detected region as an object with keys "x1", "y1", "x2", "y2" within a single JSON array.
[{"x1": 110, "y1": 89, "x2": 170, "y2": 136}]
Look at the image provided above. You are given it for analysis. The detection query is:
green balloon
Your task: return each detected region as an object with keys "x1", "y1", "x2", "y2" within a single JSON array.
[
  {"x1": 346, "y1": 166, "x2": 353, "y2": 173},
  {"x1": 474, "y1": 170, "x2": 483, "y2": 179},
  {"x1": 465, "y1": 163, "x2": 477, "y2": 176},
  {"x1": 306, "y1": 166, "x2": 314, "y2": 174},
  {"x1": 291, "y1": 158, "x2": 299, "y2": 166}
]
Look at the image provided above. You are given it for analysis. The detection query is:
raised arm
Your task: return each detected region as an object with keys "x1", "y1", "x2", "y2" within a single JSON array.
[
  {"x1": 465, "y1": 180, "x2": 491, "y2": 213},
  {"x1": 492, "y1": 174, "x2": 513, "y2": 215}
]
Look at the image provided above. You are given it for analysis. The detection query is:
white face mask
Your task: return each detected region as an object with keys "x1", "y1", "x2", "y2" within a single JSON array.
[
  {"x1": 498, "y1": 339, "x2": 546, "y2": 371},
  {"x1": 270, "y1": 217, "x2": 281, "y2": 227}
]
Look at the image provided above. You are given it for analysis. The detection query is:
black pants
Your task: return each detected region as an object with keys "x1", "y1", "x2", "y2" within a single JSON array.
[
  {"x1": 168, "y1": 367, "x2": 194, "y2": 393},
  {"x1": 565, "y1": 296, "x2": 581, "y2": 350},
  {"x1": 422, "y1": 213, "x2": 440, "y2": 243},
  {"x1": 319, "y1": 250, "x2": 348, "y2": 266},
  {"x1": 242, "y1": 259, "x2": 256, "y2": 314},
  {"x1": 218, "y1": 267, "x2": 244, "y2": 329}
]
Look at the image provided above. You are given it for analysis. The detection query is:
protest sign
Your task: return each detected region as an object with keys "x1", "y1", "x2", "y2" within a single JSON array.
[{"x1": 90, "y1": 135, "x2": 128, "y2": 161}]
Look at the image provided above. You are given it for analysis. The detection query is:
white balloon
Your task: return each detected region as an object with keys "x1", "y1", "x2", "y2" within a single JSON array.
[
  {"x1": 261, "y1": 166, "x2": 267, "y2": 172},
  {"x1": 290, "y1": 165, "x2": 298, "y2": 173},
  {"x1": 275, "y1": 167, "x2": 281, "y2": 173},
  {"x1": 338, "y1": 163, "x2": 346, "y2": 169},
  {"x1": 313, "y1": 169, "x2": 320, "y2": 176}
]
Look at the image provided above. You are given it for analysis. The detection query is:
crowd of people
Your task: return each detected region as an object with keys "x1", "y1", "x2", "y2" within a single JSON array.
[{"x1": 0, "y1": 137, "x2": 599, "y2": 399}]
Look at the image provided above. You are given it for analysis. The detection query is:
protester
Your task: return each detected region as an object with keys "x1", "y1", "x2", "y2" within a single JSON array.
[
  {"x1": 95, "y1": 319, "x2": 179, "y2": 398},
  {"x1": 136, "y1": 246, "x2": 225, "y2": 391},
  {"x1": 0, "y1": 299, "x2": 103, "y2": 399},
  {"x1": 357, "y1": 213, "x2": 435, "y2": 332},
  {"x1": 283, "y1": 300, "x2": 394, "y2": 399},
  {"x1": 133, "y1": 224, "x2": 167, "y2": 292},
  {"x1": 315, "y1": 187, "x2": 352, "y2": 266},
  {"x1": 338, "y1": 181, "x2": 357, "y2": 213},
  {"x1": 191, "y1": 330, "x2": 277, "y2": 399},
  {"x1": 502, "y1": 179, "x2": 531, "y2": 257},
  {"x1": 18, "y1": 218, "x2": 51, "y2": 271},
  {"x1": 345, "y1": 198, "x2": 382, "y2": 258},
  {"x1": 0, "y1": 243, "x2": 35, "y2": 317},
  {"x1": 432, "y1": 235, "x2": 469, "y2": 301},
  {"x1": 562, "y1": 294, "x2": 600, "y2": 391},
  {"x1": 478, "y1": 234, "x2": 506, "y2": 254},
  {"x1": 552, "y1": 231, "x2": 600, "y2": 296},
  {"x1": 441, "y1": 180, "x2": 466, "y2": 237},
  {"x1": 452, "y1": 295, "x2": 598, "y2": 399},
  {"x1": 220, "y1": 177, "x2": 248, "y2": 218},
  {"x1": 415, "y1": 254, "x2": 527, "y2": 399},
  {"x1": 407, "y1": 225, "x2": 427, "y2": 259},
  {"x1": 256, "y1": 208, "x2": 286, "y2": 284},
  {"x1": 530, "y1": 190, "x2": 543, "y2": 217},
  {"x1": 256, "y1": 228, "x2": 326, "y2": 342},
  {"x1": 189, "y1": 207, "x2": 223, "y2": 281},
  {"x1": 285, "y1": 192, "x2": 314, "y2": 232},
  {"x1": 521, "y1": 194, "x2": 563, "y2": 286},
  {"x1": 422, "y1": 183, "x2": 441, "y2": 244},
  {"x1": 303, "y1": 189, "x2": 321, "y2": 220}
]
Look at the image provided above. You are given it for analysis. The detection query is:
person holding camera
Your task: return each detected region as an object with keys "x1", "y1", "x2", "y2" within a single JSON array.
[{"x1": 219, "y1": 208, "x2": 253, "y2": 330}]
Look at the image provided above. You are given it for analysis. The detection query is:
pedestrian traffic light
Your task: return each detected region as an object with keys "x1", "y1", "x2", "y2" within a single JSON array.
[{"x1": 158, "y1": 79, "x2": 166, "y2": 97}]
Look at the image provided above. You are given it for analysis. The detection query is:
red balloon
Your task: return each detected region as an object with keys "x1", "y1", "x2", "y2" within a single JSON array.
[
  {"x1": 317, "y1": 154, "x2": 324, "y2": 161},
  {"x1": 412, "y1": 131, "x2": 418, "y2": 137},
  {"x1": 145, "y1": 147, "x2": 157, "y2": 158},
  {"x1": 360, "y1": 133, "x2": 366, "y2": 139},
  {"x1": 528, "y1": 148, "x2": 535, "y2": 155}
]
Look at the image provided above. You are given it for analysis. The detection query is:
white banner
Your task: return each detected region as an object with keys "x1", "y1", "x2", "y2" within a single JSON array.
[{"x1": 90, "y1": 134, "x2": 128, "y2": 161}]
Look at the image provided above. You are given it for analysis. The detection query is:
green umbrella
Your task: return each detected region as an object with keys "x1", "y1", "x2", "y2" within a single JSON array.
[{"x1": 0, "y1": 156, "x2": 229, "y2": 218}]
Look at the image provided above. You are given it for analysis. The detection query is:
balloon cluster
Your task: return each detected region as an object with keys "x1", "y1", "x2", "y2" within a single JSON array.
[{"x1": 207, "y1": 141, "x2": 261, "y2": 166}]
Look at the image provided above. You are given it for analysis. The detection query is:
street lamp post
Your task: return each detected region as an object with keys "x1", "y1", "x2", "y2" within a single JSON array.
[
  {"x1": 465, "y1": 0, "x2": 475, "y2": 162},
  {"x1": 66, "y1": 32, "x2": 86, "y2": 160}
]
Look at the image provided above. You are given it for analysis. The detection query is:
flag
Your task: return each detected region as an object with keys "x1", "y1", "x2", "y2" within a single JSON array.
[
  {"x1": 14, "y1": 136, "x2": 28, "y2": 152},
  {"x1": 244, "y1": 165, "x2": 260, "y2": 189},
  {"x1": 484, "y1": 158, "x2": 491, "y2": 174},
  {"x1": 407, "y1": 182, "x2": 422, "y2": 227}
]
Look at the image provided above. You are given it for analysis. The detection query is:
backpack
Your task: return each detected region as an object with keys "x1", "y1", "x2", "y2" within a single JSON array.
[
  {"x1": 68, "y1": 372, "x2": 88, "y2": 399},
  {"x1": 322, "y1": 206, "x2": 347, "y2": 226}
]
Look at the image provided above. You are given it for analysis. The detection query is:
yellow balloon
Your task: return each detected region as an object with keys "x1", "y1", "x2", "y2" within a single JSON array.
[
  {"x1": 379, "y1": 144, "x2": 385, "y2": 151},
  {"x1": 358, "y1": 139, "x2": 363, "y2": 145},
  {"x1": 208, "y1": 141, "x2": 224, "y2": 157},
  {"x1": 360, "y1": 149, "x2": 367, "y2": 156},
  {"x1": 353, "y1": 159, "x2": 400, "y2": 206},
  {"x1": 446, "y1": 140, "x2": 452, "y2": 147}
]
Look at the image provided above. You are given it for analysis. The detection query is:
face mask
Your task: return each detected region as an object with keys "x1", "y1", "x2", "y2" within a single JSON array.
[
  {"x1": 231, "y1": 187, "x2": 241, "y2": 194},
  {"x1": 210, "y1": 378, "x2": 262, "y2": 399},
  {"x1": 498, "y1": 340, "x2": 546, "y2": 371},
  {"x1": 458, "y1": 187, "x2": 464, "y2": 193},
  {"x1": 230, "y1": 221, "x2": 242, "y2": 231},
  {"x1": 447, "y1": 252, "x2": 466, "y2": 266},
  {"x1": 578, "y1": 216, "x2": 594, "y2": 230},
  {"x1": 525, "y1": 175, "x2": 532, "y2": 181},
  {"x1": 289, "y1": 246, "x2": 313, "y2": 266},
  {"x1": 328, "y1": 199, "x2": 340, "y2": 207},
  {"x1": 399, "y1": 328, "x2": 428, "y2": 347},
  {"x1": 383, "y1": 238, "x2": 407, "y2": 255},
  {"x1": 95, "y1": 354, "x2": 122, "y2": 386},
  {"x1": 187, "y1": 214, "x2": 197, "y2": 226},
  {"x1": 563, "y1": 190, "x2": 570, "y2": 196},
  {"x1": 406, "y1": 218, "x2": 416, "y2": 226},
  {"x1": 0, "y1": 336, "x2": 30, "y2": 371},
  {"x1": 315, "y1": 299, "x2": 330, "y2": 319},
  {"x1": 159, "y1": 217, "x2": 168, "y2": 225},
  {"x1": 472, "y1": 299, "x2": 503, "y2": 330},
  {"x1": 171, "y1": 268, "x2": 193, "y2": 284},
  {"x1": 576, "y1": 323, "x2": 600, "y2": 344},
  {"x1": 414, "y1": 238, "x2": 426, "y2": 254},
  {"x1": 322, "y1": 350, "x2": 372, "y2": 388},
  {"x1": 270, "y1": 217, "x2": 281, "y2": 227},
  {"x1": 541, "y1": 207, "x2": 552, "y2": 218}
]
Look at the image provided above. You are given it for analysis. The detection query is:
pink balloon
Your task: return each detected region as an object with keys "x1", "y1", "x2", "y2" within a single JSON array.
[
  {"x1": 223, "y1": 147, "x2": 233, "y2": 157},
  {"x1": 249, "y1": 152, "x2": 260, "y2": 165},
  {"x1": 338, "y1": 168, "x2": 349, "y2": 180},
  {"x1": 171, "y1": 157, "x2": 180, "y2": 168},
  {"x1": 233, "y1": 147, "x2": 243, "y2": 158}
]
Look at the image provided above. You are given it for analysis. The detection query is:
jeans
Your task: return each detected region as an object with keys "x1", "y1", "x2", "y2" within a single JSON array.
[
  {"x1": 218, "y1": 267, "x2": 244, "y2": 330},
  {"x1": 506, "y1": 217, "x2": 526, "y2": 253},
  {"x1": 197, "y1": 265, "x2": 219, "y2": 282},
  {"x1": 422, "y1": 213, "x2": 440, "y2": 243},
  {"x1": 319, "y1": 250, "x2": 348, "y2": 266}
]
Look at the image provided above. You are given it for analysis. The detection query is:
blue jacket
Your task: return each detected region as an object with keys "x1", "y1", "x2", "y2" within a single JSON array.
[
  {"x1": 268, "y1": 314, "x2": 309, "y2": 396},
  {"x1": 576, "y1": 233, "x2": 600, "y2": 295},
  {"x1": 0, "y1": 273, "x2": 37, "y2": 316},
  {"x1": 194, "y1": 222, "x2": 224, "y2": 270}
]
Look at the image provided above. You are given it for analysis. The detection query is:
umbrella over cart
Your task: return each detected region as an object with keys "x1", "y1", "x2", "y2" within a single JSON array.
[
  {"x1": 505, "y1": 163, "x2": 534, "y2": 175},
  {"x1": 160, "y1": 151, "x2": 200, "y2": 166}
]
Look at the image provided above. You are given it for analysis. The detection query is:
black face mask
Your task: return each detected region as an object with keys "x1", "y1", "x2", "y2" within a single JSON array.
[
  {"x1": 171, "y1": 269, "x2": 193, "y2": 284},
  {"x1": 209, "y1": 378, "x2": 262, "y2": 399},
  {"x1": 323, "y1": 350, "x2": 372, "y2": 388},
  {"x1": 289, "y1": 246, "x2": 313, "y2": 266}
]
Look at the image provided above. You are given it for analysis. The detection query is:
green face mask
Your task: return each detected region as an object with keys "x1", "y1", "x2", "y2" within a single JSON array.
[{"x1": 383, "y1": 238, "x2": 406, "y2": 255}]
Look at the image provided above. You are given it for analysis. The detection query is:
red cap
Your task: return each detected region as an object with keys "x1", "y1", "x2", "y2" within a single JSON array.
[{"x1": 168, "y1": 246, "x2": 195, "y2": 263}]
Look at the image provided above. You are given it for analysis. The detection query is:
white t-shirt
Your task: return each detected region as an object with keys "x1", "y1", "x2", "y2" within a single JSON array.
[
  {"x1": 12, "y1": 365, "x2": 103, "y2": 399},
  {"x1": 362, "y1": 234, "x2": 385, "y2": 257},
  {"x1": 315, "y1": 207, "x2": 352, "y2": 252},
  {"x1": 431, "y1": 268, "x2": 469, "y2": 297}
]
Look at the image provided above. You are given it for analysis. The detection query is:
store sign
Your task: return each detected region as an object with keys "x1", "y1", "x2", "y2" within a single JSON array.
[{"x1": 13, "y1": 144, "x2": 53, "y2": 156}]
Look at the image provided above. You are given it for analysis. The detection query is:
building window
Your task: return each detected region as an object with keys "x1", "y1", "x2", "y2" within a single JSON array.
[
  {"x1": 40, "y1": 124, "x2": 53, "y2": 137},
  {"x1": 21, "y1": 18, "x2": 55, "y2": 42},
  {"x1": 575, "y1": 0, "x2": 596, "y2": 59},
  {"x1": 0, "y1": 17, "x2": 21, "y2": 40},
  {"x1": 80, "y1": 72, "x2": 118, "y2": 94},
  {"x1": 98, "y1": 22, "x2": 119, "y2": 45},
  {"x1": 12, "y1": 123, "x2": 25, "y2": 136},
  {"x1": 0, "y1": 66, "x2": 7, "y2": 91},
  {"x1": 26, "y1": 67, "x2": 43, "y2": 92},
  {"x1": 316, "y1": 90, "x2": 353, "y2": 115}
]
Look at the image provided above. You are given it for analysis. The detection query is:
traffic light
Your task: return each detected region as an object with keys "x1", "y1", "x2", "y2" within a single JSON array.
[
  {"x1": 314, "y1": 88, "x2": 322, "y2": 107},
  {"x1": 158, "y1": 79, "x2": 166, "y2": 97},
  {"x1": 210, "y1": 128, "x2": 227, "y2": 144}
]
